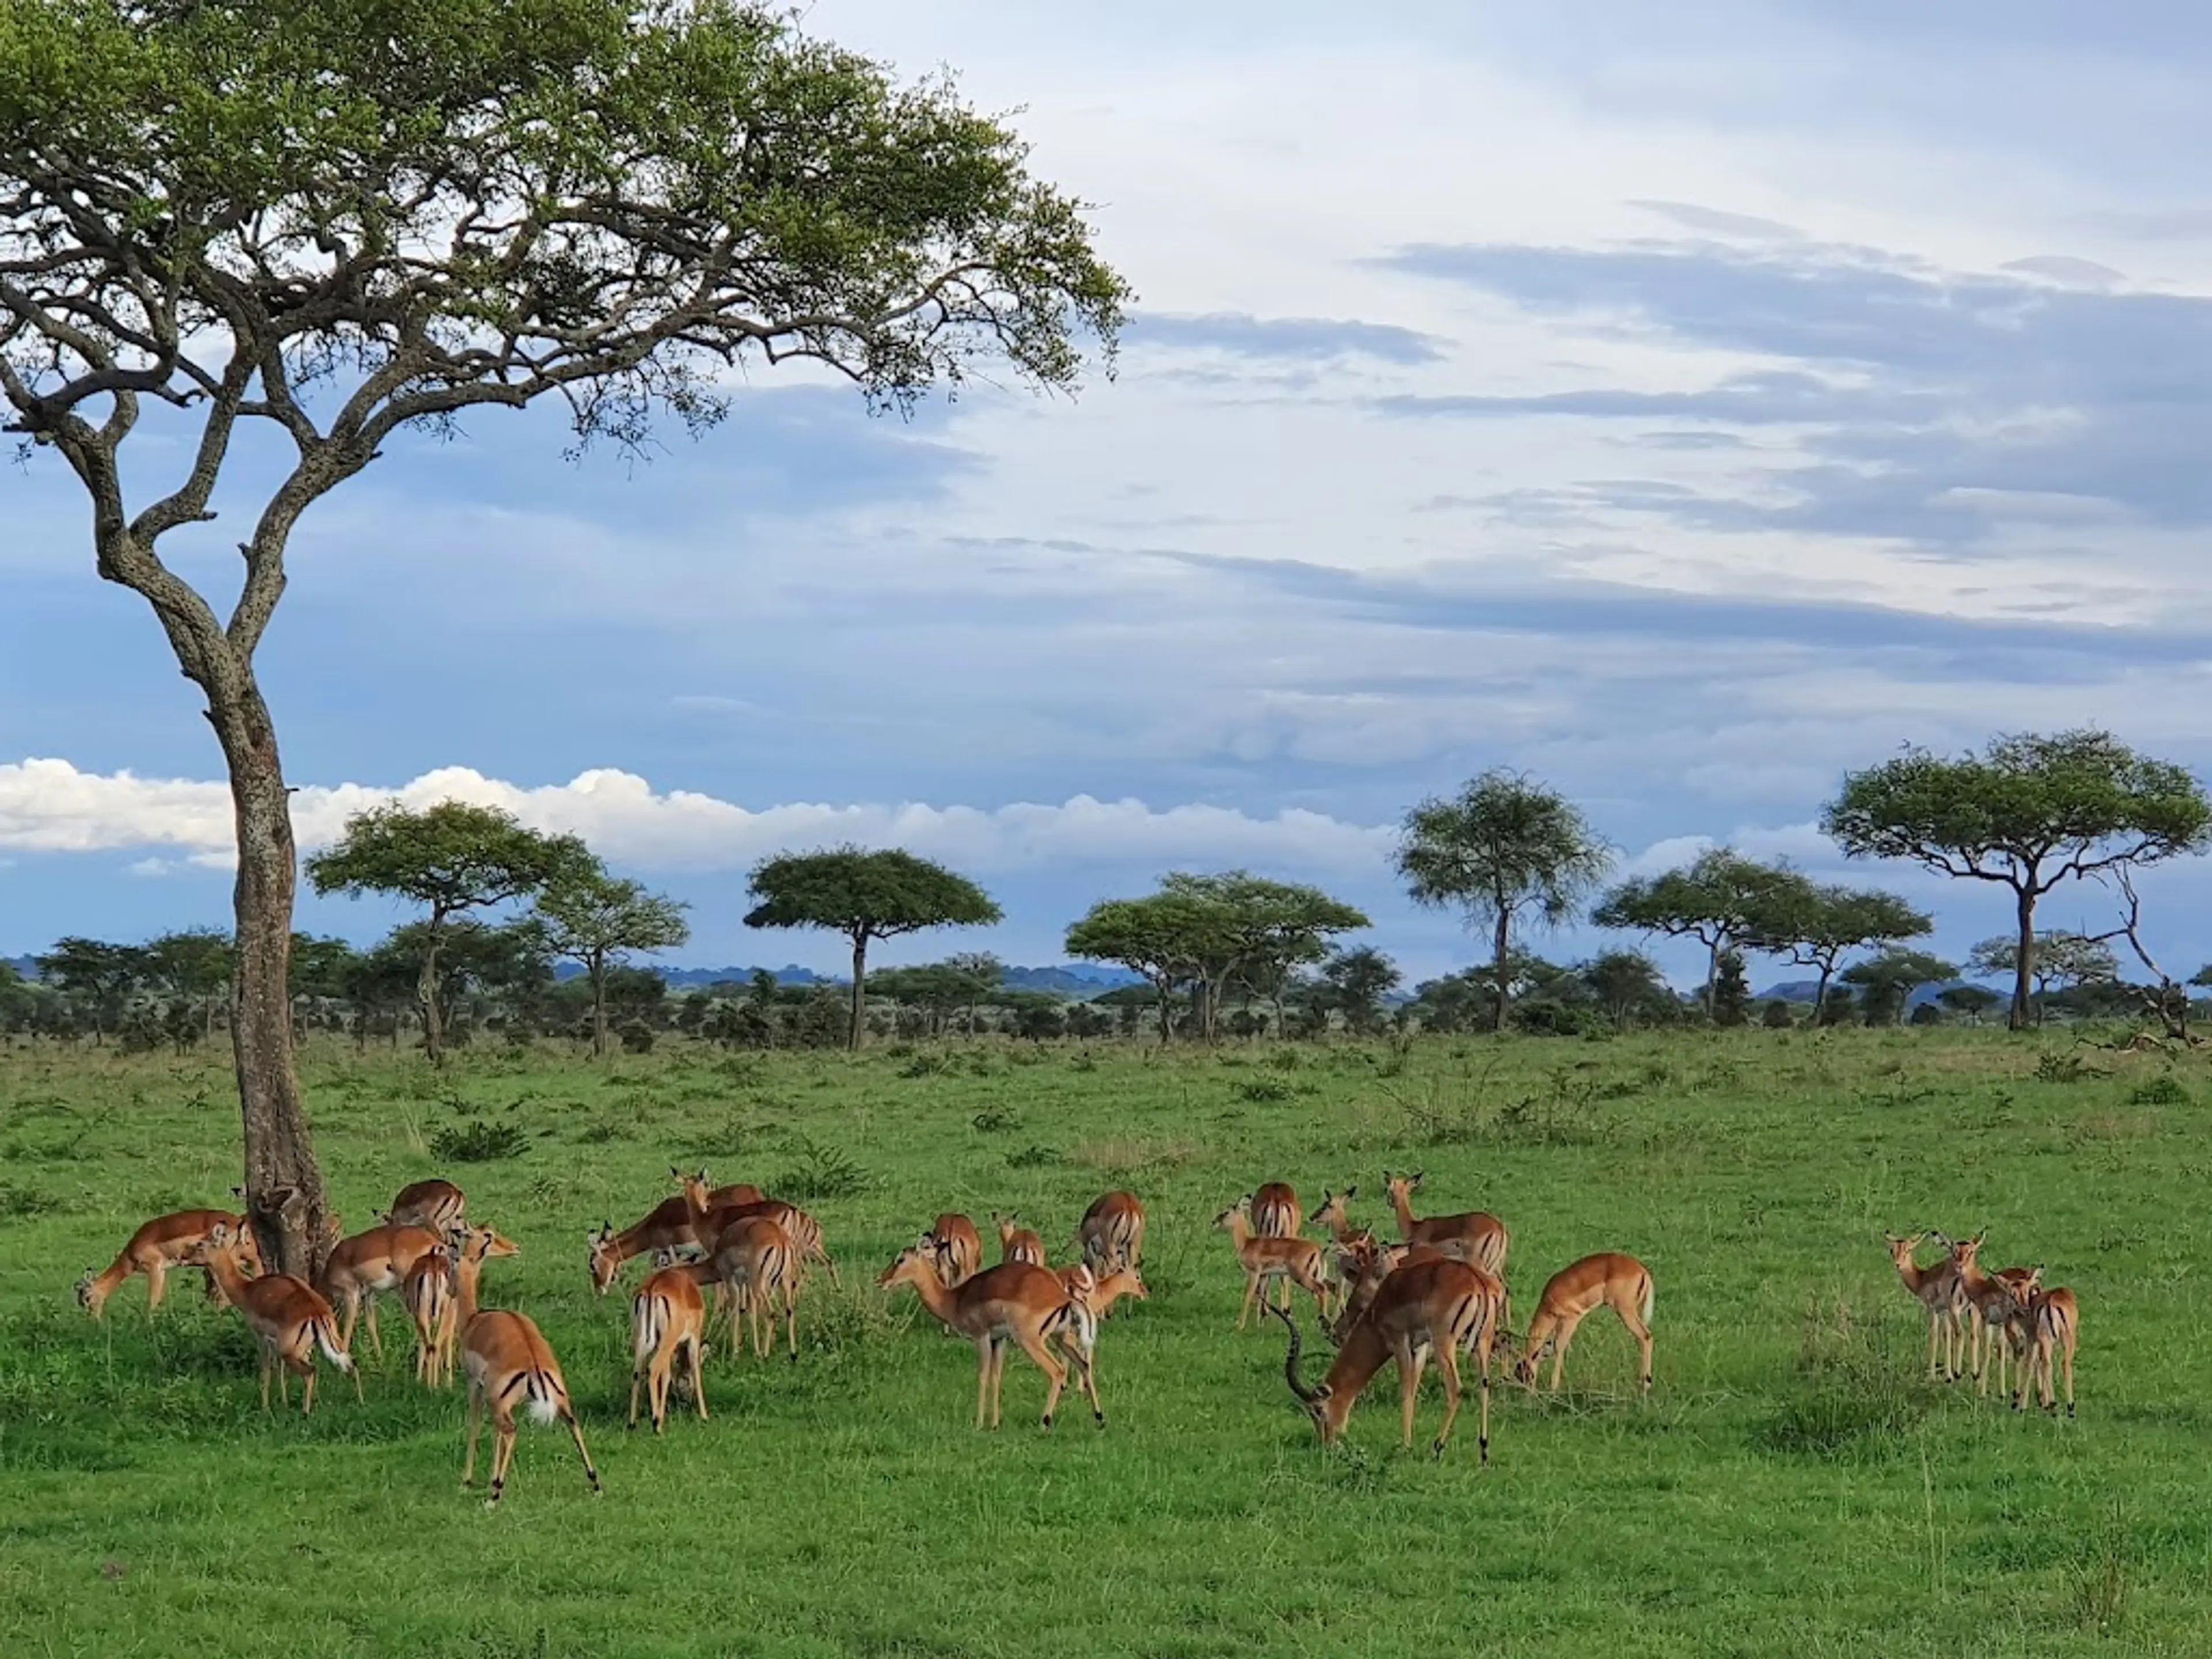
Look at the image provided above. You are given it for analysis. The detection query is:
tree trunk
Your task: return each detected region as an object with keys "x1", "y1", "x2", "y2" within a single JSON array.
[
  {"x1": 419, "y1": 914, "x2": 448, "y2": 1065},
  {"x1": 2009, "y1": 886, "x2": 2037, "y2": 1032},
  {"x1": 1813, "y1": 961, "x2": 1834, "y2": 1018},
  {"x1": 211, "y1": 684, "x2": 332, "y2": 1279},
  {"x1": 1153, "y1": 975, "x2": 1175, "y2": 1043},
  {"x1": 1705, "y1": 939, "x2": 1722, "y2": 1019},
  {"x1": 1491, "y1": 906, "x2": 1513, "y2": 1035},
  {"x1": 590, "y1": 951, "x2": 610, "y2": 1060},
  {"x1": 849, "y1": 933, "x2": 869, "y2": 1050}
]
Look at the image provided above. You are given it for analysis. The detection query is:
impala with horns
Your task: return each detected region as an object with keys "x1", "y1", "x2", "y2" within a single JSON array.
[
  {"x1": 77, "y1": 1191, "x2": 260, "y2": 1319},
  {"x1": 1514, "y1": 1252, "x2": 1653, "y2": 1394},
  {"x1": 589, "y1": 1196, "x2": 704, "y2": 1296},
  {"x1": 1884, "y1": 1232, "x2": 1967, "y2": 1382},
  {"x1": 1381, "y1": 1172, "x2": 1510, "y2": 1276},
  {"x1": 629, "y1": 1260, "x2": 714, "y2": 1432},
  {"x1": 188, "y1": 1214, "x2": 358, "y2": 1415},
  {"x1": 1216, "y1": 1198, "x2": 1333, "y2": 1330},
  {"x1": 1273, "y1": 1252, "x2": 1506, "y2": 1463},
  {"x1": 454, "y1": 1224, "x2": 600, "y2": 1506},
  {"x1": 878, "y1": 1240, "x2": 1101, "y2": 1430},
  {"x1": 1077, "y1": 1191, "x2": 1145, "y2": 1275},
  {"x1": 926, "y1": 1213, "x2": 984, "y2": 1287}
]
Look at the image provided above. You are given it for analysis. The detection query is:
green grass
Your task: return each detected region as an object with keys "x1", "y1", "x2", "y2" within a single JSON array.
[{"x1": 1, "y1": 1028, "x2": 2206, "y2": 1657}]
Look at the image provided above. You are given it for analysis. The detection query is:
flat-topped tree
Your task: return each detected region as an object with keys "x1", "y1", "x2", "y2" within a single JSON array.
[
  {"x1": 307, "y1": 802, "x2": 587, "y2": 1067},
  {"x1": 744, "y1": 847, "x2": 1001, "y2": 1049},
  {"x1": 1591, "y1": 849, "x2": 1808, "y2": 1019},
  {"x1": 1823, "y1": 731, "x2": 2211, "y2": 1031},
  {"x1": 532, "y1": 866, "x2": 690, "y2": 1060},
  {"x1": 0, "y1": 0, "x2": 1124, "y2": 1271},
  {"x1": 1743, "y1": 882, "x2": 1933, "y2": 1016}
]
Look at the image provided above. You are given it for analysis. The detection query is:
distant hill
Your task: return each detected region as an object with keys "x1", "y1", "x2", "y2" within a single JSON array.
[
  {"x1": 1756, "y1": 978, "x2": 1992, "y2": 1010},
  {"x1": 3, "y1": 955, "x2": 32, "y2": 979},
  {"x1": 551, "y1": 960, "x2": 1143, "y2": 997}
]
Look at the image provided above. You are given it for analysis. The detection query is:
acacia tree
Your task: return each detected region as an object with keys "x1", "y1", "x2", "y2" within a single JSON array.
[
  {"x1": 1316, "y1": 945, "x2": 1402, "y2": 1037},
  {"x1": 744, "y1": 847, "x2": 1000, "y2": 1049},
  {"x1": 1824, "y1": 731, "x2": 2210, "y2": 1032},
  {"x1": 1592, "y1": 848, "x2": 1798, "y2": 1018},
  {"x1": 1065, "y1": 895, "x2": 1206, "y2": 1043},
  {"x1": 1395, "y1": 772, "x2": 1613, "y2": 1033},
  {"x1": 1744, "y1": 882, "x2": 1933, "y2": 1014},
  {"x1": 1839, "y1": 948, "x2": 1959, "y2": 1027},
  {"x1": 145, "y1": 927, "x2": 235, "y2": 1040},
  {"x1": 533, "y1": 866, "x2": 690, "y2": 1059},
  {"x1": 1966, "y1": 930, "x2": 2117, "y2": 1026},
  {"x1": 32, "y1": 936, "x2": 149, "y2": 1043},
  {"x1": 1161, "y1": 872, "x2": 1369, "y2": 1041},
  {"x1": 306, "y1": 802, "x2": 586, "y2": 1066},
  {"x1": 0, "y1": 1, "x2": 1122, "y2": 1270}
]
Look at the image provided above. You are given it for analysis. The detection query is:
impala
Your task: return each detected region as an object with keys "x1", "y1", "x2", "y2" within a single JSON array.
[
  {"x1": 2012, "y1": 1273, "x2": 2080, "y2": 1417},
  {"x1": 714, "y1": 1214, "x2": 801, "y2": 1360},
  {"x1": 926, "y1": 1213, "x2": 984, "y2": 1287},
  {"x1": 1884, "y1": 1232, "x2": 1967, "y2": 1381},
  {"x1": 675, "y1": 1172, "x2": 838, "y2": 1287},
  {"x1": 1249, "y1": 1181, "x2": 1302, "y2": 1311},
  {"x1": 1215, "y1": 1199, "x2": 1332, "y2": 1330},
  {"x1": 1514, "y1": 1252, "x2": 1654, "y2": 1393},
  {"x1": 1273, "y1": 1251, "x2": 1506, "y2": 1463},
  {"x1": 402, "y1": 1240, "x2": 459, "y2": 1389},
  {"x1": 995, "y1": 1212, "x2": 1047, "y2": 1267},
  {"x1": 629, "y1": 1260, "x2": 715, "y2": 1432},
  {"x1": 1381, "y1": 1172, "x2": 1510, "y2": 1276},
  {"x1": 1077, "y1": 1191, "x2": 1145, "y2": 1275},
  {"x1": 1935, "y1": 1231, "x2": 2039, "y2": 1399},
  {"x1": 77, "y1": 1196, "x2": 261, "y2": 1319},
  {"x1": 454, "y1": 1224, "x2": 601, "y2": 1506},
  {"x1": 877, "y1": 1241, "x2": 1101, "y2": 1430},
  {"x1": 589, "y1": 1196, "x2": 702, "y2": 1295},
  {"x1": 384, "y1": 1179, "x2": 466, "y2": 1233},
  {"x1": 1309, "y1": 1187, "x2": 1361, "y2": 1246},
  {"x1": 1328, "y1": 1235, "x2": 1452, "y2": 1344},
  {"x1": 188, "y1": 1217, "x2": 358, "y2": 1415},
  {"x1": 324, "y1": 1219, "x2": 513, "y2": 1359}
]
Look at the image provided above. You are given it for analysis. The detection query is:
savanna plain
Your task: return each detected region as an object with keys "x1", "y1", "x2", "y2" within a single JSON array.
[{"x1": 1, "y1": 1028, "x2": 2205, "y2": 1658}]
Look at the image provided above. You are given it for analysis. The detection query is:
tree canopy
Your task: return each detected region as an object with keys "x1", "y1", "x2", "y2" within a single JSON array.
[
  {"x1": 307, "y1": 801, "x2": 586, "y2": 1063},
  {"x1": 1592, "y1": 848, "x2": 1798, "y2": 1017},
  {"x1": 1823, "y1": 730, "x2": 2211, "y2": 1029},
  {"x1": 1743, "y1": 881, "x2": 1933, "y2": 1013},
  {"x1": 533, "y1": 866, "x2": 690, "y2": 1059},
  {"x1": 1839, "y1": 948, "x2": 1960, "y2": 1027},
  {"x1": 1395, "y1": 771, "x2": 1612, "y2": 1032},
  {"x1": 744, "y1": 846, "x2": 1001, "y2": 1048}
]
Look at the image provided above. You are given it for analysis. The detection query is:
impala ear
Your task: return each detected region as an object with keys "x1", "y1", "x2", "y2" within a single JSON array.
[
  {"x1": 1343, "y1": 1185, "x2": 1357, "y2": 1199},
  {"x1": 230, "y1": 1185, "x2": 246, "y2": 1200}
]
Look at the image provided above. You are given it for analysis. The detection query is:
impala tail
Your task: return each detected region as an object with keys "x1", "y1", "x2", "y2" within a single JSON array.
[
  {"x1": 311, "y1": 1316, "x2": 355, "y2": 1374},
  {"x1": 632, "y1": 1290, "x2": 672, "y2": 1364},
  {"x1": 520, "y1": 1369, "x2": 566, "y2": 1426}
]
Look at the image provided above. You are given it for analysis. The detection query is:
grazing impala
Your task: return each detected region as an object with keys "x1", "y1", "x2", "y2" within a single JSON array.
[
  {"x1": 1273, "y1": 1252, "x2": 1506, "y2": 1463},
  {"x1": 1381, "y1": 1172, "x2": 1510, "y2": 1276},
  {"x1": 402, "y1": 1240, "x2": 459, "y2": 1388},
  {"x1": 188, "y1": 1217, "x2": 358, "y2": 1415},
  {"x1": 675, "y1": 1173, "x2": 838, "y2": 1287},
  {"x1": 589, "y1": 1196, "x2": 702, "y2": 1295},
  {"x1": 77, "y1": 1196, "x2": 261, "y2": 1318},
  {"x1": 1216, "y1": 1199, "x2": 1332, "y2": 1330},
  {"x1": 995, "y1": 1213, "x2": 1047, "y2": 1267},
  {"x1": 1884, "y1": 1232, "x2": 1967, "y2": 1381},
  {"x1": 384, "y1": 1179, "x2": 465, "y2": 1233},
  {"x1": 927, "y1": 1213, "x2": 984, "y2": 1286},
  {"x1": 454, "y1": 1224, "x2": 601, "y2": 1506},
  {"x1": 1935, "y1": 1231, "x2": 2039, "y2": 1399},
  {"x1": 878, "y1": 1241, "x2": 1102, "y2": 1430},
  {"x1": 629, "y1": 1260, "x2": 714, "y2": 1431},
  {"x1": 1249, "y1": 1182, "x2": 1302, "y2": 1311},
  {"x1": 2012, "y1": 1273, "x2": 2080, "y2": 1417},
  {"x1": 324, "y1": 1218, "x2": 513, "y2": 1360},
  {"x1": 1514, "y1": 1253, "x2": 1654, "y2": 1393},
  {"x1": 714, "y1": 1214, "x2": 801, "y2": 1360},
  {"x1": 1078, "y1": 1191, "x2": 1145, "y2": 1275}
]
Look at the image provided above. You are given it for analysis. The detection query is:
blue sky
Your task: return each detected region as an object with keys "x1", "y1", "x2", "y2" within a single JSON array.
[{"x1": 7, "y1": 0, "x2": 2212, "y2": 986}]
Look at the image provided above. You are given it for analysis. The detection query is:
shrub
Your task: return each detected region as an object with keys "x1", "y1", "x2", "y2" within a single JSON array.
[
  {"x1": 771, "y1": 1135, "x2": 868, "y2": 1201},
  {"x1": 429, "y1": 1120, "x2": 529, "y2": 1162},
  {"x1": 1235, "y1": 1077, "x2": 1294, "y2": 1103},
  {"x1": 2127, "y1": 1074, "x2": 2189, "y2": 1105}
]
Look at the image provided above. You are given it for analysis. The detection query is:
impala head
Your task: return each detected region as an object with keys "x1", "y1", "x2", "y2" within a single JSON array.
[
  {"x1": 1882, "y1": 1232, "x2": 1927, "y2": 1266},
  {"x1": 1934, "y1": 1228, "x2": 1989, "y2": 1269},
  {"x1": 994, "y1": 1211, "x2": 1019, "y2": 1242},
  {"x1": 1383, "y1": 1171, "x2": 1423, "y2": 1203},
  {"x1": 1312, "y1": 1188, "x2": 1354, "y2": 1229},
  {"x1": 672, "y1": 1165, "x2": 713, "y2": 1208},
  {"x1": 877, "y1": 1240, "x2": 938, "y2": 1295},
  {"x1": 461, "y1": 1225, "x2": 519, "y2": 1263},
  {"x1": 185, "y1": 1220, "x2": 253, "y2": 1270},
  {"x1": 222, "y1": 1188, "x2": 266, "y2": 1277},
  {"x1": 1213, "y1": 1201, "x2": 1248, "y2": 1233},
  {"x1": 1104, "y1": 1263, "x2": 1149, "y2": 1302},
  {"x1": 588, "y1": 1220, "x2": 622, "y2": 1294}
]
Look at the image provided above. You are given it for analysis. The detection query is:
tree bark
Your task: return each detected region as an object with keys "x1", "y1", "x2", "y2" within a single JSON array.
[
  {"x1": 1491, "y1": 906, "x2": 1513, "y2": 1035},
  {"x1": 849, "y1": 932, "x2": 869, "y2": 1050},
  {"x1": 419, "y1": 911, "x2": 448, "y2": 1065},
  {"x1": 2009, "y1": 886, "x2": 2037, "y2": 1032},
  {"x1": 211, "y1": 681, "x2": 332, "y2": 1279},
  {"x1": 1705, "y1": 939, "x2": 1722, "y2": 1019},
  {"x1": 590, "y1": 950, "x2": 610, "y2": 1059},
  {"x1": 1813, "y1": 961, "x2": 1834, "y2": 1017}
]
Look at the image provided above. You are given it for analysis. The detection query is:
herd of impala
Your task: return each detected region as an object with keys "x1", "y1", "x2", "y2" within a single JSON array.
[{"x1": 68, "y1": 1162, "x2": 2079, "y2": 1504}]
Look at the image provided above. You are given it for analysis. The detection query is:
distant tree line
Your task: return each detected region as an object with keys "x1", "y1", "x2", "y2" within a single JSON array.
[{"x1": 5, "y1": 726, "x2": 2209, "y2": 1055}]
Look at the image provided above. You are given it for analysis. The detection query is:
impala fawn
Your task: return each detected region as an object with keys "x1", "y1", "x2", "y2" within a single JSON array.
[
  {"x1": 630, "y1": 1261, "x2": 714, "y2": 1432},
  {"x1": 1514, "y1": 1252, "x2": 1654, "y2": 1393},
  {"x1": 1215, "y1": 1198, "x2": 1332, "y2": 1330},
  {"x1": 188, "y1": 1219, "x2": 358, "y2": 1415}
]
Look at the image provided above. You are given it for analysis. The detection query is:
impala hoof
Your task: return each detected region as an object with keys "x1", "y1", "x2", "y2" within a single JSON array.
[
  {"x1": 1093, "y1": 1411, "x2": 1106, "y2": 1429},
  {"x1": 1430, "y1": 1438, "x2": 1446, "y2": 1461},
  {"x1": 1040, "y1": 1414, "x2": 1055, "y2": 1430},
  {"x1": 2066, "y1": 1404, "x2": 2075, "y2": 1418}
]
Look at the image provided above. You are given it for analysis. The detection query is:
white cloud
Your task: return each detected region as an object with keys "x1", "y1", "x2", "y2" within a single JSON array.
[{"x1": 0, "y1": 758, "x2": 1395, "y2": 878}]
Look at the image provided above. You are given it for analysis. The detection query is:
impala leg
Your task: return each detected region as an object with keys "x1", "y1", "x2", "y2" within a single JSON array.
[
  {"x1": 489, "y1": 1417, "x2": 515, "y2": 1506},
  {"x1": 1432, "y1": 1339, "x2": 1464, "y2": 1459},
  {"x1": 297, "y1": 1355, "x2": 318, "y2": 1418},
  {"x1": 628, "y1": 1358, "x2": 644, "y2": 1430},
  {"x1": 1619, "y1": 1308, "x2": 1654, "y2": 1394},
  {"x1": 2061, "y1": 1340, "x2": 2075, "y2": 1418},
  {"x1": 259, "y1": 1345, "x2": 274, "y2": 1414},
  {"x1": 364, "y1": 1296, "x2": 383, "y2": 1362},
  {"x1": 1308, "y1": 1273, "x2": 1331, "y2": 1327},
  {"x1": 974, "y1": 1338, "x2": 994, "y2": 1429},
  {"x1": 1018, "y1": 1327, "x2": 1069, "y2": 1429},
  {"x1": 1549, "y1": 1314, "x2": 1582, "y2": 1392},
  {"x1": 690, "y1": 1336, "x2": 709, "y2": 1421},
  {"x1": 566, "y1": 1408, "x2": 601, "y2": 1494},
  {"x1": 143, "y1": 1259, "x2": 168, "y2": 1319},
  {"x1": 463, "y1": 1381, "x2": 483, "y2": 1488},
  {"x1": 1397, "y1": 1337, "x2": 1423, "y2": 1448},
  {"x1": 1237, "y1": 1274, "x2": 1259, "y2": 1332},
  {"x1": 1926, "y1": 1310, "x2": 1942, "y2": 1381},
  {"x1": 783, "y1": 1282, "x2": 798, "y2": 1362}
]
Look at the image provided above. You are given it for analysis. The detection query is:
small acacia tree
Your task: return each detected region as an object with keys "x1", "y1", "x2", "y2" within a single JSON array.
[
  {"x1": 1066, "y1": 896, "x2": 1205, "y2": 1043},
  {"x1": 1745, "y1": 882, "x2": 1933, "y2": 1014},
  {"x1": 1839, "y1": 948, "x2": 1959, "y2": 1027},
  {"x1": 1592, "y1": 848, "x2": 1799, "y2": 1019},
  {"x1": 1966, "y1": 930, "x2": 2116, "y2": 1025},
  {"x1": 743, "y1": 847, "x2": 1000, "y2": 1049},
  {"x1": 1823, "y1": 730, "x2": 2211, "y2": 1031},
  {"x1": 307, "y1": 802, "x2": 586, "y2": 1066},
  {"x1": 0, "y1": 0, "x2": 1123, "y2": 1271},
  {"x1": 1395, "y1": 772, "x2": 1613, "y2": 1033},
  {"x1": 533, "y1": 866, "x2": 691, "y2": 1059}
]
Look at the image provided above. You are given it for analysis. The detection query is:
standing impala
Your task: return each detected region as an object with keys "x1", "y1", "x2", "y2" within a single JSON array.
[
  {"x1": 454, "y1": 1224, "x2": 601, "y2": 1506},
  {"x1": 675, "y1": 1172, "x2": 838, "y2": 1286},
  {"x1": 1514, "y1": 1252, "x2": 1654, "y2": 1393},
  {"x1": 77, "y1": 1195, "x2": 261, "y2": 1318},
  {"x1": 1309, "y1": 1187, "x2": 1361, "y2": 1247},
  {"x1": 188, "y1": 1217, "x2": 358, "y2": 1415},
  {"x1": 1249, "y1": 1182, "x2": 1302, "y2": 1312},
  {"x1": 1215, "y1": 1199, "x2": 1333, "y2": 1330},
  {"x1": 324, "y1": 1217, "x2": 513, "y2": 1361},
  {"x1": 2012, "y1": 1272, "x2": 2080, "y2": 1418},
  {"x1": 402, "y1": 1240, "x2": 459, "y2": 1388},
  {"x1": 1273, "y1": 1251, "x2": 1506, "y2": 1463},
  {"x1": 927, "y1": 1213, "x2": 984, "y2": 1286},
  {"x1": 1381, "y1": 1172, "x2": 1510, "y2": 1276},
  {"x1": 995, "y1": 1213, "x2": 1047, "y2": 1267},
  {"x1": 629, "y1": 1259, "x2": 714, "y2": 1432},
  {"x1": 714, "y1": 1214, "x2": 801, "y2": 1360},
  {"x1": 1935, "y1": 1231, "x2": 2038, "y2": 1399},
  {"x1": 877, "y1": 1241, "x2": 1102, "y2": 1430},
  {"x1": 589, "y1": 1196, "x2": 702, "y2": 1295},
  {"x1": 384, "y1": 1179, "x2": 466, "y2": 1233},
  {"x1": 1077, "y1": 1191, "x2": 1145, "y2": 1275},
  {"x1": 1884, "y1": 1232, "x2": 1967, "y2": 1381}
]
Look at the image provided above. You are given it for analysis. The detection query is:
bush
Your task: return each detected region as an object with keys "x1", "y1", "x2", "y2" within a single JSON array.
[
  {"x1": 1760, "y1": 999, "x2": 1797, "y2": 1029},
  {"x1": 2127, "y1": 1074, "x2": 2190, "y2": 1105},
  {"x1": 1234, "y1": 1077, "x2": 1294, "y2": 1103},
  {"x1": 429, "y1": 1120, "x2": 529, "y2": 1162},
  {"x1": 771, "y1": 1135, "x2": 868, "y2": 1201}
]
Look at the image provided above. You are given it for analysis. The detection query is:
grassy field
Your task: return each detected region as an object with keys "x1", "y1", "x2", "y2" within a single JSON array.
[{"x1": 1, "y1": 1028, "x2": 2206, "y2": 1657}]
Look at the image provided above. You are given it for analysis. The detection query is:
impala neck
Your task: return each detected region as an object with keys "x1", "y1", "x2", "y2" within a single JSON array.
[
  {"x1": 903, "y1": 1266, "x2": 961, "y2": 1328},
  {"x1": 202, "y1": 1246, "x2": 252, "y2": 1304},
  {"x1": 1389, "y1": 1188, "x2": 1417, "y2": 1233},
  {"x1": 454, "y1": 1250, "x2": 484, "y2": 1325}
]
